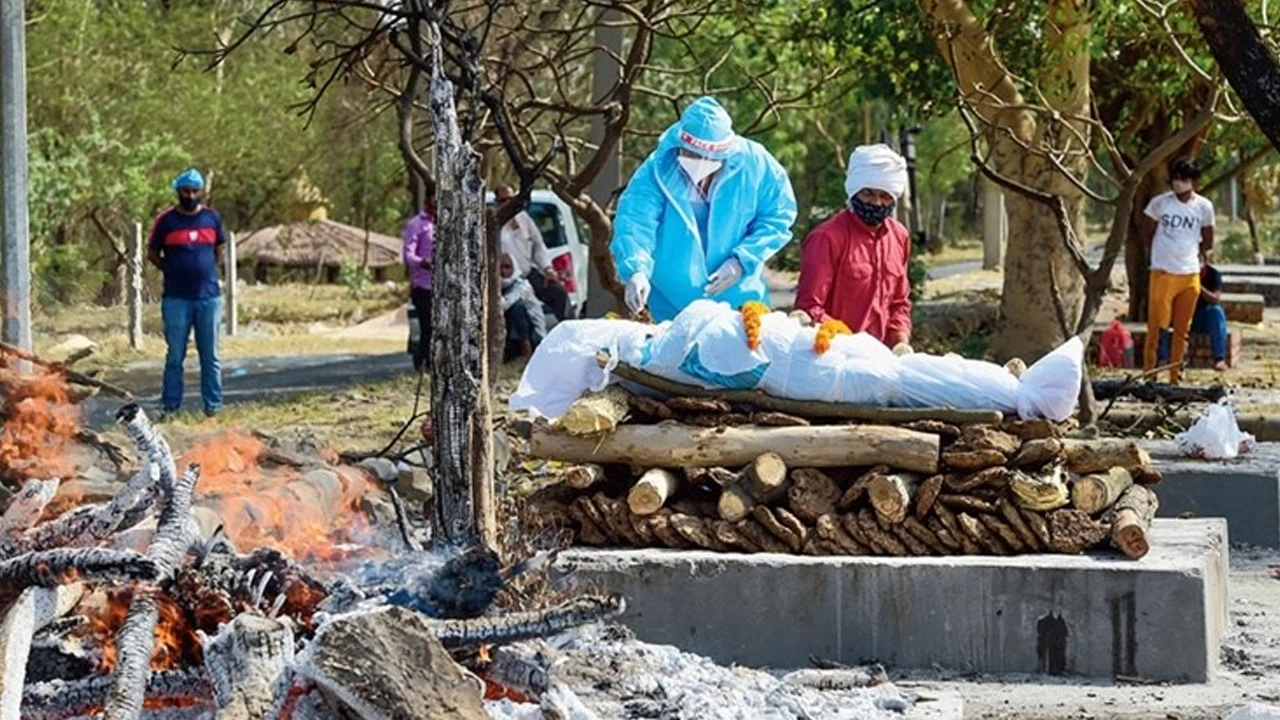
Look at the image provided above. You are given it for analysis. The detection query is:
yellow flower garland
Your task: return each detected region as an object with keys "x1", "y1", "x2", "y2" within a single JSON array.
[
  {"x1": 813, "y1": 319, "x2": 852, "y2": 355},
  {"x1": 739, "y1": 301, "x2": 768, "y2": 350}
]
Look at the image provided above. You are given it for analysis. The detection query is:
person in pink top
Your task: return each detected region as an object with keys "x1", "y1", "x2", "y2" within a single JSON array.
[
  {"x1": 794, "y1": 144, "x2": 913, "y2": 352},
  {"x1": 402, "y1": 192, "x2": 435, "y2": 372}
]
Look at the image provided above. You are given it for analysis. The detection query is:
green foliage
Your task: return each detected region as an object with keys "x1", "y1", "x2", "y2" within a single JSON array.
[
  {"x1": 338, "y1": 263, "x2": 373, "y2": 300},
  {"x1": 24, "y1": 1, "x2": 406, "y2": 309},
  {"x1": 908, "y1": 254, "x2": 929, "y2": 303}
]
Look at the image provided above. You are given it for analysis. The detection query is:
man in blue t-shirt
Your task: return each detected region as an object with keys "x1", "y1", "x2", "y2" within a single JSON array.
[{"x1": 148, "y1": 168, "x2": 227, "y2": 417}]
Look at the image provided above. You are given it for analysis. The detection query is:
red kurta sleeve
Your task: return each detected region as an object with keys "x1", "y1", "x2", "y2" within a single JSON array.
[
  {"x1": 885, "y1": 228, "x2": 913, "y2": 345},
  {"x1": 794, "y1": 228, "x2": 837, "y2": 324}
]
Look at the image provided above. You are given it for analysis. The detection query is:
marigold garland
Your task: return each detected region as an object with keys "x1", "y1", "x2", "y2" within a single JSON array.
[
  {"x1": 813, "y1": 319, "x2": 852, "y2": 355},
  {"x1": 739, "y1": 301, "x2": 768, "y2": 350}
]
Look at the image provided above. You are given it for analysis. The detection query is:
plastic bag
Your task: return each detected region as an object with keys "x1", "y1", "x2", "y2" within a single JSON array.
[
  {"x1": 1175, "y1": 398, "x2": 1257, "y2": 460},
  {"x1": 1015, "y1": 337, "x2": 1085, "y2": 422},
  {"x1": 509, "y1": 318, "x2": 654, "y2": 419},
  {"x1": 1097, "y1": 318, "x2": 1134, "y2": 368}
]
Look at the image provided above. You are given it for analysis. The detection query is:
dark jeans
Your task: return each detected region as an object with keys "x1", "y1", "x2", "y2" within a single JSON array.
[
  {"x1": 504, "y1": 302, "x2": 540, "y2": 362},
  {"x1": 411, "y1": 286, "x2": 433, "y2": 371},
  {"x1": 527, "y1": 268, "x2": 571, "y2": 321},
  {"x1": 1158, "y1": 303, "x2": 1228, "y2": 363}
]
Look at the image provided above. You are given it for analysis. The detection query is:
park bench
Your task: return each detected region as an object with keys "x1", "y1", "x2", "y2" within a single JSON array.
[{"x1": 1221, "y1": 275, "x2": 1280, "y2": 306}]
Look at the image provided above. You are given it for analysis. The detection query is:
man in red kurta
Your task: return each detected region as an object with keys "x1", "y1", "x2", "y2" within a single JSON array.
[{"x1": 794, "y1": 144, "x2": 912, "y2": 352}]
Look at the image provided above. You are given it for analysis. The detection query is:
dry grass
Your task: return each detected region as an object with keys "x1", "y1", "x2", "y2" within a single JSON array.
[
  {"x1": 34, "y1": 283, "x2": 409, "y2": 373},
  {"x1": 147, "y1": 362, "x2": 529, "y2": 455}
]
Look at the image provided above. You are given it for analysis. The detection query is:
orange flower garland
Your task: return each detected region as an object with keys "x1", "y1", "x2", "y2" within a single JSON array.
[
  {"x1": 813, "y1": 319, "x2": 852, "y2": 355},
  {"x1": 739, "y1": 301, "x2": 768, "y2": 350}
]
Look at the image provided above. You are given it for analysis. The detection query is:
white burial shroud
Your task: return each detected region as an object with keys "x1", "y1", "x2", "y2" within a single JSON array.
[{"x1": 509, "y1": 300, "x2": 1083, "y2": 423}]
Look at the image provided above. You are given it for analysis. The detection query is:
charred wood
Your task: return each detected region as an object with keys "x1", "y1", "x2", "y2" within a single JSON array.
[
  {"x1": 430, "y1": 594, "x2": 624, "y2": 649},
  {"x1": 21, "y1": 670, "x2": 212, "y2": 720}
]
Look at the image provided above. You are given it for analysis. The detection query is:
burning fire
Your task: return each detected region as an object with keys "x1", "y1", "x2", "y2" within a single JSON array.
[
  {"x1": 89, "y1": 588, "x2": 204, "y2": 672},
  {"x1": 0, "y1": 359, "x2": 79, "y2": 482},
  {"x1": 180, "y1": 432, "x2": 377, "y2": 562}
]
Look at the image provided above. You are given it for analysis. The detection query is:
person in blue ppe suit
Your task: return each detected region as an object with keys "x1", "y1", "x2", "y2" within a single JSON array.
[{"x1": 611, "y1": 96, "x2": 797, "y2": 321}]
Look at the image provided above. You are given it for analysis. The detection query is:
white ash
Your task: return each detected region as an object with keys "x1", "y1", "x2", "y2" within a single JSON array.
[{"x1": 486, "y1": 624, "x2": 925, "y2": 720}]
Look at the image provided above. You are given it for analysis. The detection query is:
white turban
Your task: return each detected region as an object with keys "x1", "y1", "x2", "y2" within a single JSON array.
[{"x1": 844, "y1": 144, "x2": 907, "y2": 201}]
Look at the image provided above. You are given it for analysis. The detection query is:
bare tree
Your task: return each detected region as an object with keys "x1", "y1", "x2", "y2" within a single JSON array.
[
  {"x1": 204, "y1": 0, "x2": 853, "y2": 546},
  {"x1": 922, "y1": 0, "x2": 1225, "y2": 425}
]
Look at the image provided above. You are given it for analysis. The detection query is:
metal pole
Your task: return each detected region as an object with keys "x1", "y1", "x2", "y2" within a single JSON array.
[
  {"x1": 1, "y1": 0, "x2": 31, "y2": 353},
  {"x1": 128, "y1": 222, "x2": 143, "y2": 349},
  {"x1": 899, "y1": 125, "x2": 924, "y2": 246},
  {"x1": 225, "y1": 231, "x2": 237, "y2": 335}
]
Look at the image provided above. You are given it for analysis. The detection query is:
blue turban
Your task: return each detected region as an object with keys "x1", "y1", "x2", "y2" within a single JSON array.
[{"x1": 172, "y1": 168, "x2": 205, "y2": 191}]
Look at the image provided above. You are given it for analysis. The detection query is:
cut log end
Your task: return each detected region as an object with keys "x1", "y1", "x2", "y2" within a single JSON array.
[{"x1": 627, "y1": 468, "x2": 680, "y2": 516}]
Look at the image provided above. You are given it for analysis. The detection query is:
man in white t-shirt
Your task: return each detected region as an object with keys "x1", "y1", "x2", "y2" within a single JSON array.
[
  {"x1": 1142, "y1": 157, "x2": 1215, "y2": 383},
  {"x1": 495, "y1": 184, "x2": 571, "y2": 321}
]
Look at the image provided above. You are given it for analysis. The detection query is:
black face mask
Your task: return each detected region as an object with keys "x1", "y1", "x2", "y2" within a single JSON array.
[
  {"x1": 178, "y1": 195, "x2": 200, "y2": 212},
  {"x1": 849, "y1": 195, "x2": 895, "y2": 226}
]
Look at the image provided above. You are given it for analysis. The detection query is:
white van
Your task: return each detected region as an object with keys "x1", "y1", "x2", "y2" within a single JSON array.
[{"x1": 407, "y1": 190, "x2": 590, "y2": 358}]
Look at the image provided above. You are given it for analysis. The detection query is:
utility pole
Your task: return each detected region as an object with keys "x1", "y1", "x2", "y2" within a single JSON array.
[
  {"x1": 898, "y1": 125, "x2": 925, "y2": 248},
  {"x1": 1, "y1": 0, "x2": 32, "y2": 352}
]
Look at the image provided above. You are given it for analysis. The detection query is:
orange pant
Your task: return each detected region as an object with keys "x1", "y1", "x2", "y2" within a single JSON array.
[{"x1": 1145, "y1": 269, "x2": 1201, "y2": 383}]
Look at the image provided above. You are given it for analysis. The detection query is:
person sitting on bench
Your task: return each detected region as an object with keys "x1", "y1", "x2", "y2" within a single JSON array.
[{"x1": 1159, "y1": 252, "x2": 1228, "y2": 372}]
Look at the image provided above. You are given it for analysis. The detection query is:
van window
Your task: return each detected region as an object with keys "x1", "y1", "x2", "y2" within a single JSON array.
[{"x1": 526, "y1": 202, "x2": 567, "y2": 249}]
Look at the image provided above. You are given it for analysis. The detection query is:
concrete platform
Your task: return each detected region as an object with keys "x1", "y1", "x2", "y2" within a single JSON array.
[
  {"x1": 557, "y1": 519, "x2": 1228, "y2": 683},
  {"x1": 1146, "y1": 439, "x2": 1280, "y2": 548},
  {"x1": 1222, "y1": 275, "x2": 1280, "y2": 306}
]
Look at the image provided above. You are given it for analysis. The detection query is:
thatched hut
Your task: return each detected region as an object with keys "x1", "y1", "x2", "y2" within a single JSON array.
[{"x1": 235, "y1": 173, "x2": 404, "y2": 283}]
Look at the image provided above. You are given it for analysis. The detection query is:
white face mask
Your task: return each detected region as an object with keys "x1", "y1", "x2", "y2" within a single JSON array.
[
  {"x1": 678, "y1": 156, "x2": 723, "y2": 185},
  {"x1": 1171, "y1": 179, "x2": 1193, "y2": 194}
]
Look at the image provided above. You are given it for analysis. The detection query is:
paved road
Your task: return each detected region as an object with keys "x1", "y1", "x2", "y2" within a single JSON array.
[{"x1": 82, "y1": 352, "x2": 415, "y2": 429}]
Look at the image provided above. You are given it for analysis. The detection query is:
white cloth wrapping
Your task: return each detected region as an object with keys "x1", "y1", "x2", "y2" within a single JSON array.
[
  {"x1": 844, "y1": 144, "x2": 908, "y2": 200},
  {"x1": 509, "y1": 300, "x2": 1083, "y2": 422}
]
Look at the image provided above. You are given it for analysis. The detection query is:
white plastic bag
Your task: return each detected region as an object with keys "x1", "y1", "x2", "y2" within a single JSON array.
[
  {"x1": 509, "y1": 318, "x2": 654, "y2": 419},
  {"x1": 1014, "y1": 336, "x2": 1084, "y2": 421},
  {"x1": 1175, "y1": 398, "x2": 1256, "y2": 460}
]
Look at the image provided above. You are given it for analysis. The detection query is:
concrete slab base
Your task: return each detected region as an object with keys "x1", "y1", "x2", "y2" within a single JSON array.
[
  {"x1": 557, "y1": 519, "x2": 1228, "y2": 683},
  {"x1": 1146, "y1": 440, "x2": 1280, "y2": 548}
]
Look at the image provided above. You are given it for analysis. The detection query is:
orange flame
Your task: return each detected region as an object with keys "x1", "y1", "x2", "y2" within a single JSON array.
[
  {"x1": 181, "y1": 432, "x2": 376, "y2": 563},
  {"x1": 0, "y1": 361, "x2": 79, "y2": 483},
  {"x1": 89, "y1": 589, "x2": 203, "y2": 672}
]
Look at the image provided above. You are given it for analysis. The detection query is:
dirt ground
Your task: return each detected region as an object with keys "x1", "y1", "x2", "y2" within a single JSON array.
[{"x1": 898, "y1": 546, "x2": 1280, "y2": 719}]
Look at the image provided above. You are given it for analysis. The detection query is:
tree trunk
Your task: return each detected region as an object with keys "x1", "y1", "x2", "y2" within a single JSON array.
[
  {"x1": 1191, "y1": 0, "x2": 1280, "y2": 154},
  {"x1": 486, "y1": 217, "x2": 505, "y2": 381},
  {"x1": 995, "y1": 159, "x2": 1086, "y2": 363},
  {"x1": 428, "y1": 35, "x2": 496, "y2": 550},
  {"x1": 1125, "y1": 173, "x2": 1163, "y2": 322},
  {"x1": 530, "y1": 423, "x2": 941, "y2": 474},
  {"x1": 917, "y1": 0, "x2": 1090, "y2": 364}
]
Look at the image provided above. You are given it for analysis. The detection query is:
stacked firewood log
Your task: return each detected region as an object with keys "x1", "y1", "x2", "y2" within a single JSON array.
[{"x1": 526, "y1": 378, "x2": 1163, "y2": 561}]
